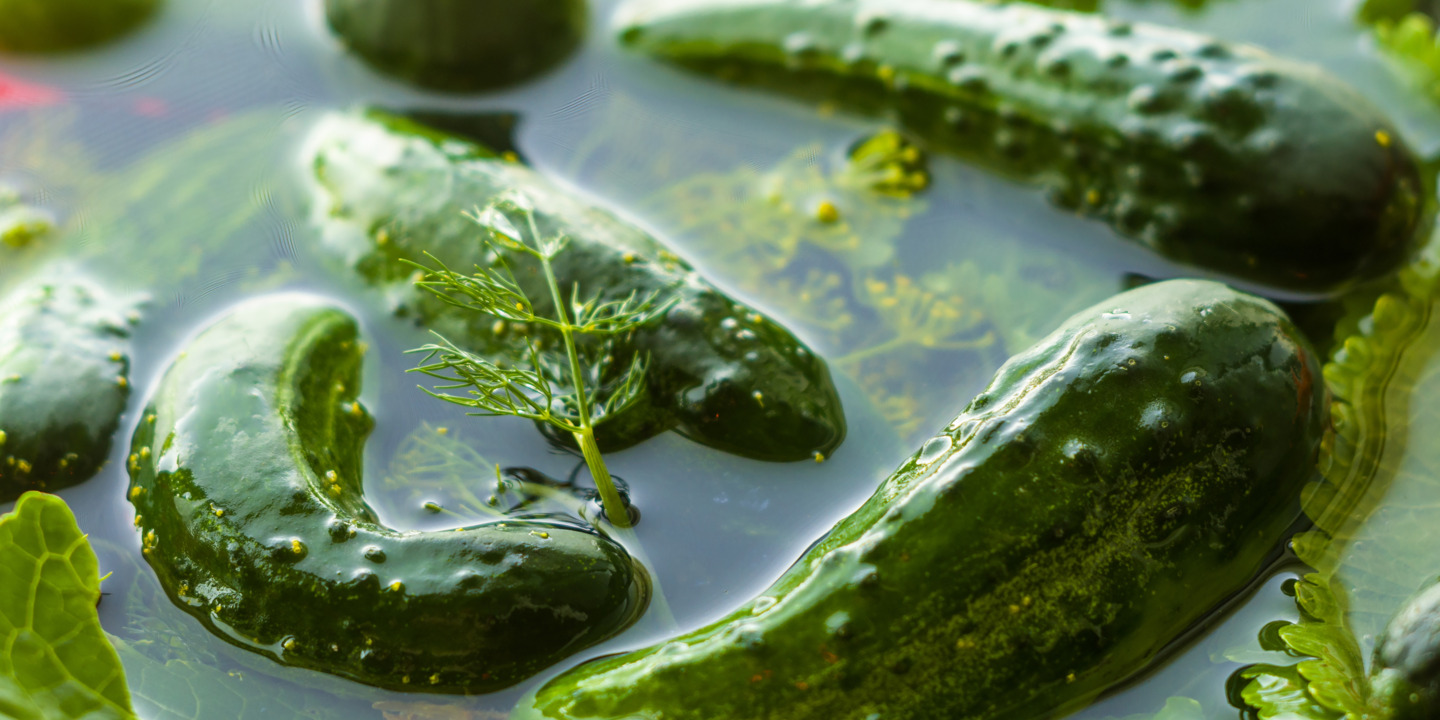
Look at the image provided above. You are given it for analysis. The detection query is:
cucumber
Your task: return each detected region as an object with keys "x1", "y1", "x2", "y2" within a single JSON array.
[
  {"x1": 1373, "y1": 583, "x2": 1440, "y2": 720},
  {"x1": 0, "y1": 277, "x2": 133, "y2": 502},
  {"x1": 324, "y1": 0, "x2": 586, "y2": 92},
  {"x1": 0, "y1": 0, "x2": 157, "y2": 53},
  {"x1": 518, "y1": 278, "x2": 1326, "y2": 720},
  {"x1": 0, "y1": 189, "x2": 53, "y2": 249},
  {"x1": 616, "y1": 0, "x2": 1426, "y2": 295},
  {"x1": 305, "y1": 110, "x2": 845, "y2": 462},
  {"x1": 126, "y1": 294, "x2": 649, "y2": 693}
]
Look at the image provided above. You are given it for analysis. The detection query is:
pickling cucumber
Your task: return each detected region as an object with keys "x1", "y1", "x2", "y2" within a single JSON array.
[
  {"x1": 0, "y1": 0, "x2": 158, "y2": 53},
  {"x1": 305, "y1": 110, "x2": 845, "y2": 462},
  {"x1": 616, "y1": 0, "x2": 1426, "y2": 294},
  {"x1": 127, "y1": 294, "x2": 649, "y2": 693},
  {"x1": 1373, "y1": 583, "x2": 1440, "y2": 720},
  {"x1": 0, "y1": 278, "x2": 133, "y2": 501},
  {"x1": 518, "y1": 278, "x2": 1326, "y2": 720},
  {"x1": 324, "y1": 0, "x2": 586, "y2": 91}
]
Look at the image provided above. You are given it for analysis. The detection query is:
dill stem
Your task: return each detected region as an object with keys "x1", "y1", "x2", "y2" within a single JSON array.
[
  {"x1": 576, "y1": 428, "x2": 631, "y2": 528},
  {"x1": 539, "y1": 251, "x2": 632, "y2": 529},
  {"x1": 834, "y1": 335, "x2": 912, "y2": 367}
]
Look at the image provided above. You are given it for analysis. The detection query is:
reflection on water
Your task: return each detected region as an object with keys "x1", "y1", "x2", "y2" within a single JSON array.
[{"x1": 2, "y1": 0, "x2": 1439, "y2": 716}]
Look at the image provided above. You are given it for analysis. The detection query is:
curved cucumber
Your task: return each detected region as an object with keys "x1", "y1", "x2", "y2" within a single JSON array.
[
  {"x1": 0, "y1": 278, "x2": 133, "y2": 501},
  {"x1": 519, "y1": 279, "x2": 1326, "y2": 720},
  {"x1": 127, "y1": 294, "x2": 648, "y2": 693},
  {"x1": 324, "y1": 0, "x2": 586, "y2": 92},
  {"x1": 617, "y1": 0, "x2": 1426, "y2": 294},
  {"x1": 305, "y1": 110, "x2": 845, "y2": 462}
]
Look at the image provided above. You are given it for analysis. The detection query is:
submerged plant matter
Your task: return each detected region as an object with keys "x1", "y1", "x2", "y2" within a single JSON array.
[
  {"x1": 518, "y1": 279, "x2": 1326, "y2": 720},
  {"x1": 127, "y1": 294, "x2": 649, "y2": 694},
  {"x1": 407, "y1": 192, "x2": 674, "y2": 528},
  {"x1": 382, "y1": 423, "x2": 614, "y2": 526},
  {"x1": 648, "y1": 131, "x2": 1113, "y2": 439}
]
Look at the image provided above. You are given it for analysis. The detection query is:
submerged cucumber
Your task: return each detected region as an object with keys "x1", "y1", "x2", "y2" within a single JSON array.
[
  {"x1": 324, "y1": 0, "x2": 586, "y2": 91},
  {"x1": 519, "y1": 279, "x2": 1325, "y2": 720},
  {"x1": 127, "y1": 294, "x2": 648, "y2": 693},
  {"x1": 0, "y1": 0, "x2": 158, "y2": 53},
  {"x1": 617, "y1": 0, "x2": 1425, "y2": 294},
  {"x1": 1373, "y1": 583, "x2": 1440, "y2": 720},
  {"x1": 0, "y1": 278, "x2": 133, "y2": 501},
  {"x1": 305, "y1": 110, "x2": 845, "y2": 462}
]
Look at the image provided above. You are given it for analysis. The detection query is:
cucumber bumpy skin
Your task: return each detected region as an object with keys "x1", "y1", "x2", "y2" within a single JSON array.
[
  {"x1": 0, "y1": 278, "x2": 133, "y2": 501},
  {"x1": 305, "y1": 110, "x2": 845, "y2": 462},
  {"x1": 519, "y1": 279, "x2": 1326, "y2": 720},
  {"x1": 617, "y1": 0, "x2": 1426, "y2": 295},
  {"x1": 324, "y1": 0, "x2": 586, "y2": 92},
  {"x1": 127, "y1": 294, "x2": 649, "y2": 693}
]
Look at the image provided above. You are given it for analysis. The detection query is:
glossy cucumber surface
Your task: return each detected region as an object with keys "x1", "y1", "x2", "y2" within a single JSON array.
[
  {"x1": 519, "y1": 278, "x2": 1326, "y2": 720},
  {"x1": 127, "y1": 294, "x2": 649, "y2": 693},
  {"x1": 1373, "y1": 583, "x2": 1440, "y2": 720},
  {"x1": 0, "y1": 278, "x2": 133, "y2": 501},
  {"x1": 324, "y1": 0, "x2": 586, "y2": 92},
  {"x1": 617, "y1": 0, "x2": 1426, "y2": 294},
  {"x1": 305, "y1": 110, "x2": 845, "y2": 462}
]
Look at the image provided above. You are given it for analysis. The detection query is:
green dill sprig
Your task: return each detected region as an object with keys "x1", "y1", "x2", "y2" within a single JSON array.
[{"x1": 404, "y1": 191, "x2": 673, "y2": 529}]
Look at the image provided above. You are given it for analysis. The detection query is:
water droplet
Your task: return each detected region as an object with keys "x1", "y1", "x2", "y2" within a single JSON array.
[
  {"x1": 752, "y1": 596, "x2": 778, "y2": 614},
  {"x1": 918, "y1": 435, "x2": 953, "y2": 464}
]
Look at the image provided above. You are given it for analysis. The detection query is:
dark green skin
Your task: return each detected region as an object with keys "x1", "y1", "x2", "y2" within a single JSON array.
[
  {"x1": 518, "y1": 279, "x2": 1326, "y2": 720},
  {"x1": 0, "y1": 278, "x2": 132, "y2": 502},
  {"x1": 127, "y1": 294, "x2": 649, "y2": 693},
  {"x1": 0, "y1": 0, "x2": 157, "y2": 53},
  {"x1": 305, "y1": 110, "x2": 845, "y2": 462},
  {"x1": 1372, "y1": 583, "x2": 1440, "y2": 720},
  {"x1": 324, "y1": 0, "x2": 586, "y2": 92},
  {"x1": 617, "y1": 0, "x2": 1426, "y2": 295}
]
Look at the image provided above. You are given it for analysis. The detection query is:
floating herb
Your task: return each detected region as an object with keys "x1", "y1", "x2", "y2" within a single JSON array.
[
  {"x1": 407, "y1": 192, "x2": 674, "y2": 529},
  {"x1": 0, "y1": 492, "x2": 135, "y2": 720}
]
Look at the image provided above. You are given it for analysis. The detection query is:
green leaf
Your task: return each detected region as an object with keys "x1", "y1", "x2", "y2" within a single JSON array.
[
  {"x1": 0, "y1": 491, "x2": 135, "y2": 720},
  {"x1": 1241, "y1": 663, "x2": 1346, "y2": 720},
  {"x1": 1237, "y1": 574, "x2": 1370, "y2": 720}
]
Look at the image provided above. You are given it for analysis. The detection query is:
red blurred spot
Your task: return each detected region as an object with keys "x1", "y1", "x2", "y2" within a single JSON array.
[
  {"x1": 0, "y1": 72, "x2": 62, "y2": 109},
  {"x1": 133, "y1": 97, "x2": 168, "y2": 117}
]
